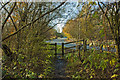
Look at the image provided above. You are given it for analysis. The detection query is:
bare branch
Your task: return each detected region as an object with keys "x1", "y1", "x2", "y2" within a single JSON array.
[
  {"x1": 98, "y1": 2, "x2": 116, "y2": 39},
  {"x1": 0, "y1": 1, "x2": 10, "y2": 10},
  {"x1": 100, "y1": 2, "x2": 106, "y2": 7},
  {"x1": 40, "y1": 23, "x2": 58, "y2": 36},
  {"x1": 2, "y1": 1, "x2": 66, "y2": 41},
  {"x1": 2, "y1": 2, "x2": 16, "y2": 30},
  {"x1": 27, "y1": 2, "x2": 33, "y2": 11},
  {"x1": 0, "y1": 3, "x2": 17, "y2": 31},
  {"x1": 40, "y1": 15, "x2": 57, "y2": 31}
]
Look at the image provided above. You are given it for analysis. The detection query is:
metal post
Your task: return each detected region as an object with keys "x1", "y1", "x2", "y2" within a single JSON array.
[
  {"x1": 55, "y1": 43, "x2": 57, "y2": 55},
  {"x1": 62, "y1": 43, "x2": 64, "y2": 56}
]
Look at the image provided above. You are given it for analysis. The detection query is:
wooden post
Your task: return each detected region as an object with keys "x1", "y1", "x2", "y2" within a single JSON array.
[
  {"x1": 62, "y1": 43, "x2": 64, "y2": 56},
  {"x1": 79, "y1": 42, "x2": 83, "y2": 61},
  {"x1": 100, "y1": 44, "x2": 103, "y2": 52},
  {"x1": 83, "y1": 39, "x2": 87, "y2": 52},
  {"x1": 83, "y1": 39, "x2": 84, "y2": 51},
  {"x1": 55, "y1": 43, "x2": 57, "y2": 55},
  {"x1": 79, "y1": 45, "x2": 81, "y2": 60}
]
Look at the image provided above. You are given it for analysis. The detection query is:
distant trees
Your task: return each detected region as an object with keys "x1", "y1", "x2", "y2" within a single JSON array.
[
  {"x1": 63, "y1": 2, "x2": 102, "y2": 40},
  {"x1": 63, "y1": 2, "x2": 114, "y2": 41},
  {"x1": 63, "y1": 19, "x2": 77, "y2": 39},
  {"x1": 63, "y1": 2, "x2": 120, "y2": 62}
]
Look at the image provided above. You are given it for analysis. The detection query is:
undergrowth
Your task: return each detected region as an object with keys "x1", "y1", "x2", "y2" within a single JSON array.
[{"x1": 65, "y1": 50, "x2": 120, "y2": 79}]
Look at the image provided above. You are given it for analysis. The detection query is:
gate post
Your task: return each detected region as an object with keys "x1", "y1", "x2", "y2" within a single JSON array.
[
  {"x1": 83, "y1": 39, "x2": 87, "y2": 52},
  {"x1": 79, "y1": 45, "x2": 81, "y2": 59},
  {"x1": 62, "y1": 43, "x2": 64, "y2": 56},
  {"x1": 55, "y1": 43, "x2": 57, "y2": 55},
  {"x1": 78, "y1": 43, "x2": 82, "y2": 60}
]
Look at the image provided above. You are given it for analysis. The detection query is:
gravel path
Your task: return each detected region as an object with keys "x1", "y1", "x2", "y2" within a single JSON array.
[{"x1": 51, "y1": 55, "x2": 69, "y2": 78}]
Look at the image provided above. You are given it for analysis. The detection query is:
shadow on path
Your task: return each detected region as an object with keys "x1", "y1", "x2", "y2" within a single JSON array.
[{"x1": 51, "y1": 55, "x2": 69, "y2": 78}]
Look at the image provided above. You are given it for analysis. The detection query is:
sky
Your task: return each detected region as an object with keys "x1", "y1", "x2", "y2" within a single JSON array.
[
  {"x1": 52, "y1": 2, "x2": 80, "y2": 33},
  {"x1": 0, "y1": 0, "x2": 119, "y2": 2}
]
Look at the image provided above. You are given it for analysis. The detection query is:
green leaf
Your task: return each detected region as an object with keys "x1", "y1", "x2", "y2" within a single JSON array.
[
  {"x1": 99, "y1": 28, "x2": 104, "y2": 34},
  {"x1": 113, "y1": 68, "x2": 119, "y2": 73},
  {"x1": 115, "y1": 64, "x2": 120, "y2": 68},
  {"x1": 84, "y1": 63, "x2": 89, "y2": 69},
  {"x1": 90, "y1": 63, "x2": 93, "y2": 68},
  {"x1": 83, "y1": 60, "x2": 87, "y2": 64},
  {"x1": 101, "y1": 34, "x2": 105, "y2": 38}
]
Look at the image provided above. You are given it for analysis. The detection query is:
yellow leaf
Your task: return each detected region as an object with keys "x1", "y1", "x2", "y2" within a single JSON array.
[
  {"x1": 38, "y1": 74, "x2": 44, "y2": 78},
  {"x1": 111, "y1": 74, "x2": 118, "y2": 78}
]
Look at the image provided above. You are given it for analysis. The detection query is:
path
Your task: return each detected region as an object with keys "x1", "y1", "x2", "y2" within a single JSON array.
[
  {"x1": 53, "y1": 55, "x2": 67, "y2": 78},
  {"x1": 50, "y1": 55, "x2": 70, "y2": 78},
  {"x1": 46, "y1": 38, "x2": 69, "y2": 78},
  {"x1": 46, "y1": 38, "x2": 116, "y2": 78}
]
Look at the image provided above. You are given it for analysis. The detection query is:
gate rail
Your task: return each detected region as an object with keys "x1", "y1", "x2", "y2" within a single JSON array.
[{"x1": 45, "y1": 39, "x2": 87, "y2": 56}]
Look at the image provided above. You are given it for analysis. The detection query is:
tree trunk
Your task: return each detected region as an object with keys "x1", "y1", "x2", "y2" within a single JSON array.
[
  {"x1": 117, "y1": 38, "x2": 120, "y2": 63},
  {"x1": 118, "y1": 43, "x2": 120, "y2": 63},
  {"x1": 115, "y1": 37, "x2": 120, "y2": 63}
]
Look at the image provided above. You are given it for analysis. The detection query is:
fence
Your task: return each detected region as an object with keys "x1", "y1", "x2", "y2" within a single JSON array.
[
  {"x1": 46, "y1": 39, "x2": 87, "y2": 56},
  {"x1": 45, "y1": 39, "x2": 116, "y2": 58}
]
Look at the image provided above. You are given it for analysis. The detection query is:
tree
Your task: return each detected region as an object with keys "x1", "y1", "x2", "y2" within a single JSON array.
[
  {"x1": 1, "y1": 1, "x2": 67, "y2": 78},
  {"x1": 98, "y1": 2, "x2": 120, "y2": 62}
]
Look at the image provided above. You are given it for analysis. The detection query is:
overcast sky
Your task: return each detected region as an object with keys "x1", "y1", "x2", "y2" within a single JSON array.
[{"x1": 52, "y1": 2, "x2": 80, "y2": 33}]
